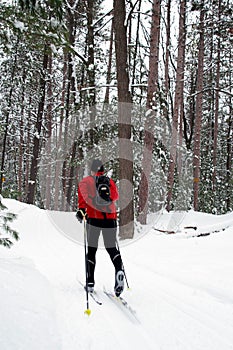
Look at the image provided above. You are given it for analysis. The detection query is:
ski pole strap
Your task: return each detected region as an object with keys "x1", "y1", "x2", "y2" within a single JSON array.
[{"x1": 80, "y1": 209, "x2": 86, "y2": 219}]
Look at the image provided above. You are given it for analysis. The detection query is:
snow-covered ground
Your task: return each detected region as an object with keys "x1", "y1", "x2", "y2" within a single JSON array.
[{"x1": 1, "y1": 198, "x2": 233, "y2": 350}]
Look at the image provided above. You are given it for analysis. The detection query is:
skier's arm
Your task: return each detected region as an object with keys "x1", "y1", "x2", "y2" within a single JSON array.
[{"x1": 78, "y1": 179, "x2": 93, "y2": 208}]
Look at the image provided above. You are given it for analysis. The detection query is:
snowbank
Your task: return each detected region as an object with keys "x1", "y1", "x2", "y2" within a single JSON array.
[{"x1": 0, "y1": 253, "x2": 61, "y2": 350}]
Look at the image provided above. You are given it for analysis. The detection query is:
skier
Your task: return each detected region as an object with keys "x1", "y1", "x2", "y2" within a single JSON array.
[{"x1": 76, "y1": 159, "x2": 124, "y2": 297}]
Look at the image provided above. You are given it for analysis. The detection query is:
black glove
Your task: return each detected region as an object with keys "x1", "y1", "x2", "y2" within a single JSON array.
[{"x1": 76, "y1": 208, "x2": 86, "y2": 223}]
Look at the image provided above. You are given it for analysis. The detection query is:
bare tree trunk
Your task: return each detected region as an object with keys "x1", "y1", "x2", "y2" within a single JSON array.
[
  {"x1": 25, "y1": 103, "x2": 32, "y2": 202},
  {"x1": 62, "y1": 5, "x2": 76, "y2": 210},
  {"x1": 54, "y1": 54, "x2": 67, "y2": 210},
  {"x1": 138, "y1": 0, "x2": 161, "y2": 224},
  {"x1": 164, "y1": 0, "x2": 171, "y2": 107},
  {"x1": 193, "y1": 2, "x2": 205, "y2": 211},
  {"x1": 0, "y1": 42, "x2": 18, "y2": 194},
  {"x1": 113, "y1": 0, "x2": 134, "y2": 239},
  {"x1": 131, "y1": 0, "x2": 142, "y2": 96},
  {"x1": 18, "y1": 114, "x2": 24, "y2": 201},
  {"x1": 86, "y1": 0, "x2": 95, "y2": 105},
  {"x1": 45, "y1": 54, "x2": 53, "y2": 209},
  {"x1": 226, "y1": 105, "x2": 232, "y2": 211},
  {"x1": 226, "y1": 45, "x2": 232, "y2": 211},
  {"x1": 205, "y1": 5, "x2": 214, "y2": 158},
  {"x1": 86, "y1": 0, "x2": 96, "y2": 147},
  {"x1": 104, "y1": 19, "x2": 114, "y2": 104},
  {"x1": 27, "y1": 48, "x2": 49, "y2": 204},
  {"x1": 18, "y1": 70, "x2": 26, "y2": 202},
  {"x1": 212, "y1": 0, "x2": 221, "y2": 194},
  {"x1": 183, "y1": 68, "x2": 196, "y2": 150},
  {"x1": 166, "y1": 0, "x2": 186, "y2": 212},
  {"x1": 66, "y1": 141, "x2": 77, "y2": 207}
]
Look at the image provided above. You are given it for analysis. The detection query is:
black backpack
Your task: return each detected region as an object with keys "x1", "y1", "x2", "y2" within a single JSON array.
[{"x1": 94, "y1": 175, "x2": 112, "y2": 207}]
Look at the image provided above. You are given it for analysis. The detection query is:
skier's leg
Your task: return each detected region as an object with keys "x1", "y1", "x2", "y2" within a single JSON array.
[
  {"x1": 102, "y1": 220, "x2": 124, "y2": 296},
  {"x1": 86, "y1": 219, "x2": 101, "y2": 287},
  {"x1": 102, "y1": 219, "x2": 123, "y2": 271}
]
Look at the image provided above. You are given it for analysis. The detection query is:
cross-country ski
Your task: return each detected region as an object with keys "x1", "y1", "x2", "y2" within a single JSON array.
[
  {"x1": 103, "y1": 287, "x2": 140, "y2": 324},
  {"x1": 78, "y1": 280, "x2": 102, "y2": 305}
]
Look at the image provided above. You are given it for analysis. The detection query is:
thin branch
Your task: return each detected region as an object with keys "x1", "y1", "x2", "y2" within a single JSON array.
[
  {"x1": 188, "y1": 86, "x2": 233, "y2": 98},
  {"x1": 70, "y1": 47, "x2": 88, "y2": 65},
  {"x1": 92, "y1": 9, "x2": 113, "y2": 28},
  {"x1": 126, "y1": 0, "x2": 141, "y2": 27}
]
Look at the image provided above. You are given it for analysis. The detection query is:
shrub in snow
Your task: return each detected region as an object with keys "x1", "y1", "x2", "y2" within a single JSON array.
[{"x1": 0, "y1": 196, "x2": 19, "y2": 248}]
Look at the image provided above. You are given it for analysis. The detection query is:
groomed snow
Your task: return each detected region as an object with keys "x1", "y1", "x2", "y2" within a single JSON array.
[{"x1": 1, "y1": 198, "x2": 233, "y2": 350}]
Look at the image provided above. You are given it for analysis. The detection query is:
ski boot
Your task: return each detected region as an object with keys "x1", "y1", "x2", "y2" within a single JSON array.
[{"x1": 114, "y1": 270, "x2": 124, "y2": 297}]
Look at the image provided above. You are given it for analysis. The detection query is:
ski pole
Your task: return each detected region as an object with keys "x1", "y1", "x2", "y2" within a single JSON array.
[
  {"x1": 116, "y1": 239, "x2": 130, "y2": 290},
  {"x1": 83, "y1": 218, "x2": 91, "y2": 316}
]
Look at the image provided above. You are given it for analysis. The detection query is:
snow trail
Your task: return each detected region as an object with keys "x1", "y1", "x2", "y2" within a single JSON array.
[{"x1": 1, "y1": 199, "x2": 233, "y2": 350}]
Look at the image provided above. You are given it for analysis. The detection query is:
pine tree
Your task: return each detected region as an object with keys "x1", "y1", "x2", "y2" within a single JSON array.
[{"x1": 0, "y1": 197, "x2": 19, "y2": 248}]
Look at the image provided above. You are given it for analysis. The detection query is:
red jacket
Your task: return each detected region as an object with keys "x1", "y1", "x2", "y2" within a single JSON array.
[{"x1": 78, "y1": 172, "x2": 119, "y2": 219}]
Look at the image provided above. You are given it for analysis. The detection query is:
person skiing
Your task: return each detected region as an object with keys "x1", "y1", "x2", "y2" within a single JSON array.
[{"x1": 76, "y1": 159, "x2": 124, "y2": 297}]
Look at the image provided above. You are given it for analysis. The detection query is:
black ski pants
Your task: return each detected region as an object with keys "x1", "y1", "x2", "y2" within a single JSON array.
[{"x1": 86, "y1": 218, "x2": 122, "y2": 284}]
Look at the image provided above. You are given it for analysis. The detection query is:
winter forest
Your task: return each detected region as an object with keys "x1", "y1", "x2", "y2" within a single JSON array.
[{"x1": 0, "y1": 0, "x2": 232, "y2": 240}]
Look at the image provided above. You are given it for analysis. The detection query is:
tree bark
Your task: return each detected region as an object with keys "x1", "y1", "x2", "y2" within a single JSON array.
[
  {"x1": 104, "y1": 19, "x2": 114, "y2": 104},
  {"x1": 27, "y1": 48, "x2": 49, "y2": 204},
  {"x1": 54, "y1": 54, "x2": 67, "y2": 211},
  {"x1": 62, "y1": 5, "x2": 76, "y2": 210},
  {"x1": 193, "y1": 2, "x2": 205, "y2": 211},
  {"x1": 166, "y1": 0, "x2": 186, "y2": 212},
  {"x1": 212, "y1": 0, "x2": 221, "y2": 194},
  {"x1": 226, "y1": 45, "x2": 232, "y2": 212},
  {"x1": 226, "y1": 106, "x2": 232, "y2": 211},
  {"x1": 164, "y1": 0, "x2": 171, "y2": 104},
  {"x1": 131, "y1": 0, "x2": 142, "y2": 96},
  {"x1": 138, "y1": 0, "x2": 161, "y2": 224},
  {"x1": 113, "y1": 0, "x2": 134, "y2": 239},
  {"x1": 0, "y1": 41, "x2": 18, "y2": 194},
  {"x1": 25, "y1": 102, "x2": 32, "y2": 202},
  {"x1": 45, "y1": 54, "x2": 53, "y2": 209},
  {"x1": 86, "y1": 0, "x2": 96, "y2": 147},
  {"x1": 18, "y1": 71, "x2": 26, "y2": 202}
]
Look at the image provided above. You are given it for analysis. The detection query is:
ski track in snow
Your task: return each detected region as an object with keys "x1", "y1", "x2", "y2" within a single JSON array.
[
  {"x1": 1, "y1": 199, "x2": 233, "y2": 350},
  {"x1": 138, "y1": 269, "x2": 233, "y2": 350}
]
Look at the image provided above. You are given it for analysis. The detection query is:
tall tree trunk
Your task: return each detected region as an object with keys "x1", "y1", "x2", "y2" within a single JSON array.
[
  {"x1": 1, "y1": 112, "x2": 10, "y2": 191},
  {"x1": 86, "y1": 0, "x2": 95, "y2": 104},
  {"x1": 104, "y1": 19, "x2": 114, "y2": 104},
  {"x1": 54, "y1": 54, "x2": 67, "y2": 210},
  {"x1": 63, "y1": 5, "x2": 76, "y2": 210},
  {"x1": 25, "y1": 103, "x2": 32, "y2": 202},
  {"x1": 66, "y1": 141, "x2": 77, "y2": 208},
  {"x1": 193, "y1": 3, "x2": 205, "y2": 211},
  {"x1": 0, "y1": 41, "x2": 18, "y2": 194},
  {"x1": 212, "y1": 0, "x2": 221, "y2": 194},
  {"x1": 166, "y1": 0, "x2": 186, "y2": 212},
  {"x1": 113, "y1": 0, "x2": 134, "y2": 239},
  {"x1": 226, "y1": 105, "x2": 232, "y2": 211},
  {"x1": 45, "y1": 54, "x2": 53, "y2": 209},
  {"x1": 86, "y1": 0, "x2": 96, "y2": 147},
  {"x1": 18, "y1": 71, "x2": 26, "y2": 202},
  {"x1": 138, "y1": 0, "x2": 161, "y2": 224},
  {"x1": 226, "y1": 46, "x2": 232, "y2": 211},
  {"x1": 183, "y1": 64, "x2": 196, "y2": 150},
  {"x1": 164, "y1": 0, "x2": 171, "y2": 119},
  {"x1": 131, "y1": 0, "x2": 142, "y2": 96},
  {"x1": 27, "y1": 48, "x2": 49, "y2": 204}
]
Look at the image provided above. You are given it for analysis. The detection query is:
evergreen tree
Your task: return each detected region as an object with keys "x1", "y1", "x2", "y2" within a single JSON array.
[{"x1": 0, "y1": 196, "x2": 19, "y2": 248}]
